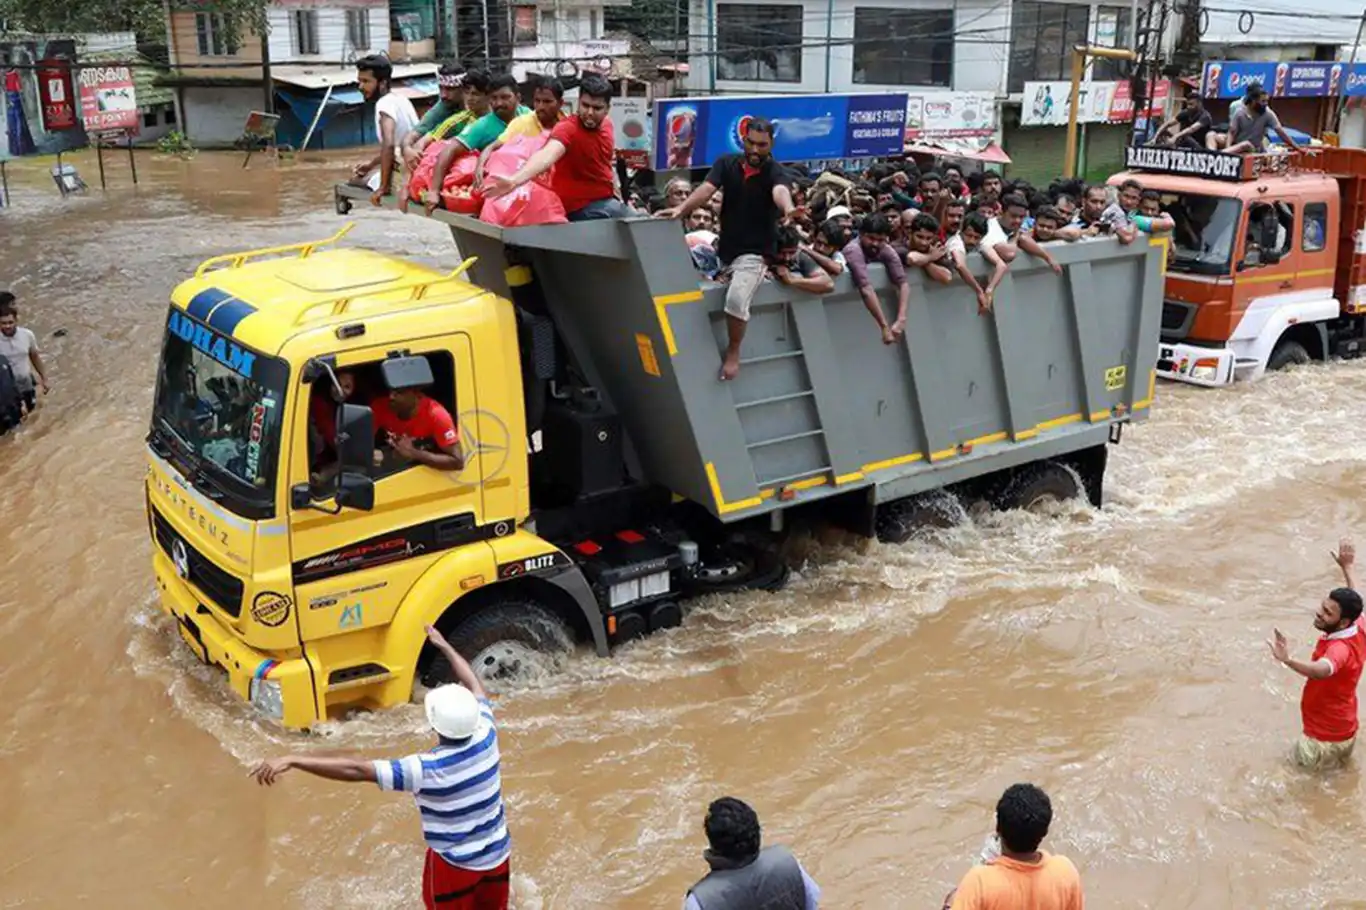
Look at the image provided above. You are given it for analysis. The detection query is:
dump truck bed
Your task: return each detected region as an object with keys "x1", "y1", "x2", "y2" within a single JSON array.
[{"x1": 336, "y1": 186, "x2": 1163, "y2": 522}]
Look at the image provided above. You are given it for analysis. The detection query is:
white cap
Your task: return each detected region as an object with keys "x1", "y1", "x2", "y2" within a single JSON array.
[
  {"x1": 825, "y1": 205, "x2": 852, "y2": 222},
  {"x1": 424, "y1": 684, "x2": 483, "y2": 740}
]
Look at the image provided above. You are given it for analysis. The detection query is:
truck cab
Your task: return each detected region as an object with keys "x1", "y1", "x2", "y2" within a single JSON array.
[{"x1": 1111, "y1": 146, "x2": 1366, "y2": 386}]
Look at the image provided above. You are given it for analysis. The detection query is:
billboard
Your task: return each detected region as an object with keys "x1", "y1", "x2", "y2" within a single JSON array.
[
  {"x1": 36, "y1": 58, "x2": 77, "y2": 132},
  {"x1": 1020, "y1": 80, "x2": 1170, "y2": 127},
  {"x1": 612, "y1": 97, "x2": 650, "y2": 169},
  {"x1": 1202, "y1": 60, "x2": 1364, "y2": 98},
  {"x1": 905, "y1": 92, "x2": 996, "y2": 140},
  {"x1": 653, "y1": 93, "x2": 908, "y2": 171},
  {"x1": 79, "y1": 64, "x2": 139, "y2": 134}
]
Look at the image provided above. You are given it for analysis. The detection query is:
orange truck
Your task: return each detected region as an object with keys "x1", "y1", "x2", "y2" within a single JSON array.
[{"x1": 1111, "y1": 146, "x2": 1366, "y2": 386}]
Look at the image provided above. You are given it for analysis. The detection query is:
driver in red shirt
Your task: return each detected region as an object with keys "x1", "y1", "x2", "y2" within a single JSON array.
[{"x1": 371, "y1": 376, "x2": 464, "y2": 472}]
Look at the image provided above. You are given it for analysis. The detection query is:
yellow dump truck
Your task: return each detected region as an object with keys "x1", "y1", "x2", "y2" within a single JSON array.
[{"x1": 145, "y1": 193, "x2": 1163, "y2": 729}]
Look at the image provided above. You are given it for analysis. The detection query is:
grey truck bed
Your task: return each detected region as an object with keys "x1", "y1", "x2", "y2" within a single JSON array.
[{"x1": 335, "y1": 185, "x2": 1164, "y2": 522}]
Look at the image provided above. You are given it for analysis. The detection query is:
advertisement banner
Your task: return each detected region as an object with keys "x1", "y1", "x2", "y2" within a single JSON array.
[
  {"x1": 36, "y1": 58, "x2": 77, "y2": 132},
  {"x1": 652, "y1": 93, "x2": 908, "y2": 171},
  {"x1": 1020, "y1": 80, "x2": 1169, "y2": 126},
  {"x1": 613, "y1": 97, "x2": 651, "y2": 169},
  {"x1": 79, "y1": 64, "x2": 139, "y2": 134},
  {"x1": 905, "y1": 92, "x2": 996, "y2": 140},
  {"x1": 1202, "y1": 60, "x2": 1360, "y2": 98}
]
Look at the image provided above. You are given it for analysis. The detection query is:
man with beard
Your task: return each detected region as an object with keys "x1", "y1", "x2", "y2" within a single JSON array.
[
  {"x1": 483, "y1": 74, "x2": 628, "y2": 221},
  {"x1": 659, "y1": 117, "x2": 795, "y2": 380},
  {"x1": 426, "y1": 74, "x2": 528, "y2": 213},
  {"x1": 1269, "y1": 538, "x2": 1365, "y2": 770},
  {"x1": 351, "y1": 54, "x2": 419, "y2": 206},
  {"x1": 401, "y1": 62, "x2": 465, "y2": 169},
  {"x1": 473, "y1": 76, "x2": 566, "y2": 186}
]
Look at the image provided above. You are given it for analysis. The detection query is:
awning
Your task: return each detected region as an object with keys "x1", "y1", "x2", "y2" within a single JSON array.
[
  {"x1": 393, "y1": 78, "x2": 438, "y2": 99},
  {"x1": 275, "y1": 86, "x2": 366, "y2": 133},
  {"x1": 271, "y1": 62, "x2": 438, "y2": 91},
  {"x1": 905, "y1": 141, "x2": 1012, "y2": 165}
]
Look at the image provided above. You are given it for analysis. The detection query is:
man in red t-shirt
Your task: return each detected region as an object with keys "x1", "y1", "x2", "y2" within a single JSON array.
[
  {"x1": 482, "y1": 73, "x2": 631, "y2": 221},
  {"x1": 1269, "y1": 537, "x2": 1365, "y2": 769},
  {"x1": 371, "y1": 376, "x2": 464, "y2": 472}
]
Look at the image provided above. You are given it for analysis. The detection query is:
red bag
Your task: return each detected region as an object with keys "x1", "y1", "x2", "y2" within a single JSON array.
[
  {"x1": 441, "y1": 185, "x2": 484, "y2": 215},
  {"x1": 441, "y1": 153, "x2": 478, "y2": 191},
  {"x1": 479, "y1": 183, "x2": 568, "y2": 227},
  {"x1": 407, "y1": 142, "x2": 476, "y2": 202}
]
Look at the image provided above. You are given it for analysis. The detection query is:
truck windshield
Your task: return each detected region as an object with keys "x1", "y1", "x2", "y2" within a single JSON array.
[
  {"x1": 149, "y1": 307, "x2": 288, "y2": 518},
  {"x1": 1165, "y1": 194, "x2": 1242, "y2": 275}
]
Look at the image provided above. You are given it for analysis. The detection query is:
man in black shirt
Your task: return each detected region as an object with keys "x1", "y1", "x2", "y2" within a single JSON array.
[
  {"x1": 1153, "y1": 94, "x2": 1212, "y2": 150},
  {"x1": 660, "y1": 118, "x2": 795, "y2": 380}
]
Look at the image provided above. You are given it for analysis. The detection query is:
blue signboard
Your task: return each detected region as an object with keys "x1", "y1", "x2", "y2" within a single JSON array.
[
  {"x1": 652, "y1": 93, "x2": 908, "y2": 171},
  {"x1": 1202, "y1": 60, "x2": 1366, "y2": 98}
]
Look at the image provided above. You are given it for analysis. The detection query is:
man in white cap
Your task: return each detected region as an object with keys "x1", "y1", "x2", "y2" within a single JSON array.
[{"x1": 250, "y1": 626, "x2": 511, "y2": 910}]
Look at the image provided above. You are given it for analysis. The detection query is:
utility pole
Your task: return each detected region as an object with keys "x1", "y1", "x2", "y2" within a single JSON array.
[{"x1": 260, "y1": 30, "x2": 274, "y2": 113}]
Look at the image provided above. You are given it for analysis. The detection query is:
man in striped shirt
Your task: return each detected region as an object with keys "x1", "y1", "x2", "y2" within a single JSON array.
[{"x1": 251, "y1": 626, "x2": 511, "y2": 909}]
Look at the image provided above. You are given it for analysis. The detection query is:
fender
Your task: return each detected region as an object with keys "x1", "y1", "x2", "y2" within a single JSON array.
[
  {"x1": 1229, "y1": 289, "x2": 1338, "y2": 382},
  {"x1": 375, "y1": 543, "x2": 498, "y2": 705},
  {"x1": 487, "y1": 531, "x2": 609, "y2": 657}
]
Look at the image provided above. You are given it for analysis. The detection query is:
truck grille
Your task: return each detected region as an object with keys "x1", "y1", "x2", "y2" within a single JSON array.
[{"x1": 151, "y1": 508, "x2": 245, "y2": 617}]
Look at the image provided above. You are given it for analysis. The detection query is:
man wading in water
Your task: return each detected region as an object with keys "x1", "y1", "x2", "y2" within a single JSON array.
[
  {"x1": 1269, "y1": 537, "x2": 1365, "y2": 770},
  {"x1": 251, "y1": 627, "x2": 511, "y2": 909}
]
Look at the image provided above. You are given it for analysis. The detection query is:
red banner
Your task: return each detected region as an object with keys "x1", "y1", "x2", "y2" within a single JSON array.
[
  {"x1": 79, "y1": 65, "x2": 140, "y2": 134},
  {"x1": 37, "y1": 59, "x2": 78, "y2": 132},
  {"x1": 1109, "y1": 79, "x2": 1171, "y2": 122}
]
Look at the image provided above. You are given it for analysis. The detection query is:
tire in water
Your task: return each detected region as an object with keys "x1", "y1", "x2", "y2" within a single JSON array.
[
  {"x1": 876, "y1": 491, "x2": 965, "y2": 544},
  {"x1": 423, "y1": 599, "x2": 573, "y2": 688},
  {"x1": 994, "y1": 462, "x2": 1082, "y2": 512},
  {"x1": 1267, "y1": 338, "x2": 1310, "y2": 372}
]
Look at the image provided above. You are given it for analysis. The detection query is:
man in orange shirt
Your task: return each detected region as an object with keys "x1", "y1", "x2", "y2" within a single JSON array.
[
  {"x1": 945, "y1": 784, "x2": 1083, "y2": 910},
  {"x1": 1269, "y1": 537, "x2": 1364, "y2": 770}
]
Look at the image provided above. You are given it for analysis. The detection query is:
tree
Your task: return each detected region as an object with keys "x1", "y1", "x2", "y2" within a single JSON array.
[{"x1": 0, "y1": 0, "x2": 267, "y2": 47}]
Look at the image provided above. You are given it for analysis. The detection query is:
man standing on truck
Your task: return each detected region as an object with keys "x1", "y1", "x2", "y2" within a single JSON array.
[
  {"x1": 843, "y1": 212, "x2": 911, "y2": 344},
  {"x1": 351, "y1": 55, "x2": 420, "y2": 207},
  {"x1": 251, "y1": 626, "x2": 511, "y2": 910},
  {"x1": 0, "y1": 293, "x2": 48, "y2": 416},
  {"x1": 1268, "y1": 538, "x2": 1365, "y2": 770},
  {"x1": 372, "y1": 366, "x2": 465, "y2": 471},
  {"x1": 685, "y1": 797, "x2": 820, "y2": 910},
  {"x1": 426, "y1": 74, "x2": 529, "y2": 213},
  {"x1": 482, "y1": 74, "x2": 631, "y2": 221},
  {"x1": 658, "y1": 117, "x2": 796, "y2": 381}
]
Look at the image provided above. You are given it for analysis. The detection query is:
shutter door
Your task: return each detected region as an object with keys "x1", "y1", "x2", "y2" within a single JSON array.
[
  {"x1": 1084, "y1": 124, "x2": 1131, "y2": 182},
  {"x1": 1004, "y1": 124, "x2": 1068, "y2": 187}
]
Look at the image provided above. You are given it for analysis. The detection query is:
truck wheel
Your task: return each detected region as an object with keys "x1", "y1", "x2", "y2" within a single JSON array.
[
  {"x1": 424, "y1": 600, "x2": 573, "y2": 689},
  {"x1": 681, "y1": 536, "x2": 789, "y2": 596},
  {"x1": 876, "y1": 491, "x2": 964, "y2": 544},
  {"x1": 1267, "y1": 338, "x2": 1310, "y2": 372},
  {"x1": 995, "y1": 462, "x2": 1081, "y2": 512}
]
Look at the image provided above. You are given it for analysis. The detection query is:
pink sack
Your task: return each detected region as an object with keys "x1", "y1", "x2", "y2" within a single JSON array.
[
  {"x1": 407, "y1": 142, "x2": 475, "y2": 202},
  {"x1": 484, "y1": 134, "x2": 550, "y2": 180},
  {"x1": 479, "y1": 182, "x2": 568, "y2": 227}
]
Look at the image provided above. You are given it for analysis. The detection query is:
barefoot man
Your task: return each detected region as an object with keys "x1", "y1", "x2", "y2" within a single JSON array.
[
  {"x1": 1269, "y1": 538, "x2": 1365, "y2": 771},
  {"x1": 250, "y1": 627, "x2": 511, "y2": 909}
]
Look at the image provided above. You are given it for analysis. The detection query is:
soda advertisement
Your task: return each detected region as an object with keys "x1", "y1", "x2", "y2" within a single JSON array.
[
  {"x1": 1202, "y1": 60, "x2": 1364, "y2": 98},
  {"x1": 653, "y1": 93, "x2": 908, "y2": 171},
  {"x1": 612, "y1": 97, "x2": 651, "y2": 169},
  {"x1": 79, "y1": 64, "x2": 139, "y2": 134}
]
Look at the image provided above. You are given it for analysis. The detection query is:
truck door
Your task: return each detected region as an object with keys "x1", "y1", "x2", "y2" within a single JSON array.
[
  {"x1": 1233, "y1": 196, "x2": 1299, "y2": 321},
  {"x1": 284, "y1": 334, "x2": 485, "y2": 642}
]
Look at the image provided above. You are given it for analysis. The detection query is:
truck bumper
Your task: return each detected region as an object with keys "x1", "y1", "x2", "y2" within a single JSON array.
[
  {"x1": 152, "y1": 549, "x2": 319, "y2": 729},
  {"x1": 1156, "y1": 341, "x2": 1235, "y2": 387}
]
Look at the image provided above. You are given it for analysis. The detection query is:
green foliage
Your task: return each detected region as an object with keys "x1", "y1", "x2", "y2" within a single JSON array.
[
  {"x1": 0, "y1": 0, "x2": 266, "y2": 47},
  {"x1": 156, "y1": 129, "x2": 196, "y2": 157}
]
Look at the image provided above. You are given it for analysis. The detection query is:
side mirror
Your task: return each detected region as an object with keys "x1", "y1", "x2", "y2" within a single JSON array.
[
  {"x1": 336, "y1": 403, "x2": 374, "y2": 472},
  {"x1": 337, "y1": 473, "x2": 375, "y2": 511},
  {"x1": 301, "y1": 355, "x2": 338, "y2": 385}
]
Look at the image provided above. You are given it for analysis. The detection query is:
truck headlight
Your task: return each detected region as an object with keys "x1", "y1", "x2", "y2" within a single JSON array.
[
  {"x1": 249, "y1": 677, "x2": 284, "y2": 720},
  {"x1": 1190, "y1": 364, "x2": 1217, "y2": 382}
]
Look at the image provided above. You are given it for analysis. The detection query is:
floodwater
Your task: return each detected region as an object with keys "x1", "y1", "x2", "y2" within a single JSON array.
[{"x1": 3, "y1": 148, "x2": 1366, "y2": 909}]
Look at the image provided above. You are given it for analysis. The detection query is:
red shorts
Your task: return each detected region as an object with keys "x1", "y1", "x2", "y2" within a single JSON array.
[{"x1": 422, "y1": 851, "x2": 510, "y2": 910}]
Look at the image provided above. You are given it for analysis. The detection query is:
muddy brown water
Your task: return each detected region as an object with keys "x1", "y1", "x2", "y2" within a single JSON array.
[{"x1": 3, "y1": 150, "x2": 1366, "y2": 909}]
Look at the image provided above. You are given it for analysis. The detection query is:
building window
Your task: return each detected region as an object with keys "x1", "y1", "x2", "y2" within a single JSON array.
[
  {"x1": 1009, "y1": 1, "x2": 1089, "y2": 93},
  {"x1": 292, "y1": 10, "x2": 321, "y2": 55},
  {"x1": 852, "y1": 8, "x2": 953, "y2": 87},
  {"x1": 1092, "y1": 6, "x2": 1133, "y2": 80},
  {"x1": 143, "y1": 110, "x2": 157, "y2": 128},
  {"x1": 1303, "y1": 201, "x2": 1327, "y2": 252},
  {"x1": 346, "y1": 9, "x2": 371, "y2": 50},
  {"x1": 717, "y1": 4, "x2": 802, "y2": 83},
  {"x1": 165, "y1": 106, "x2": 177, "y2": 125},
  {"x1": 589, "y1": 9, "x2": 600, "y2": 38},
  {"x1": 541, "y1": 8, "x2": 556, "y2": 42},
  {"x1": 195, "y1": 12, "x2": 239, "y2": 57}
]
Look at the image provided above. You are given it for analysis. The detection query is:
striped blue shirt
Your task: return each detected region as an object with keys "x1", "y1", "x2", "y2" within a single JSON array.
[{"x1": 372, "y1": 698, "x2": 511, "y2": 871}]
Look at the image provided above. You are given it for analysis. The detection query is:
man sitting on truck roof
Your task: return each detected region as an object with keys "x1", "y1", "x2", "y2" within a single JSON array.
[
  {"x1": 372, "y1": 364, "x2": 464, "y2": 472},
  {"x1": 482, "y1": 74, "x2": 631, "y2": 222},
  {"x1": 1153, "y1": 93, "x2": 1212, "y2": 150},
  {"x1": 658, "y1": 116, "x2": 796, "y2": 381},
  {"x1": 843, "y1": 212, "x2": 911, "y2": 345},
  {"x1": 404, "y1": 69, "x2": 491, "y2": 170},
  {"x1": 1225, "y1": 84, "x2": 1301, "y2": 155},
  {"x1": 426, "y1": 74, "x2": 528, "y2": 211}
]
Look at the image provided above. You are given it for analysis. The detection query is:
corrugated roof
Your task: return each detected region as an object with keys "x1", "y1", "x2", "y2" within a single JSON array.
[
  {"x1": 271, "y1": 62, "x2": 438, "y2": 91},
  {"x1": 82, "y1": 48, "x2": 176, "y2": 108}
]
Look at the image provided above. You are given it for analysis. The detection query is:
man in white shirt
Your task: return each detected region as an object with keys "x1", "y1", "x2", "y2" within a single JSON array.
[
  {"x1": 0, "y1": 293, "x2": 48, "y2": 416},
  {"x1": 352, "y1": 54, "x2": 419, "y2": 207}
]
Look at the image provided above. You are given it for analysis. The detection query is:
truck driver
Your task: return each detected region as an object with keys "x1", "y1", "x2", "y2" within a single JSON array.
[{"x1": 371, "y1": 362, "x2": 464, "y2": 471}]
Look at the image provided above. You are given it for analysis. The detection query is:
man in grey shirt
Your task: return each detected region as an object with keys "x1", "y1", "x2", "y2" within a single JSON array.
[
  {"x1": 1226, "y1": 84, "x2": 1300, "y2": 155},
  {"x1": 0, "y1": 293, "x2": 48, "y2": 414}
]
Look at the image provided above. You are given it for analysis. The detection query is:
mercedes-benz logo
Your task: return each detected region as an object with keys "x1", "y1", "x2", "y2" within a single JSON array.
[{"x1": 171, "y1": 539, "x2": 190, "y2": 580}]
